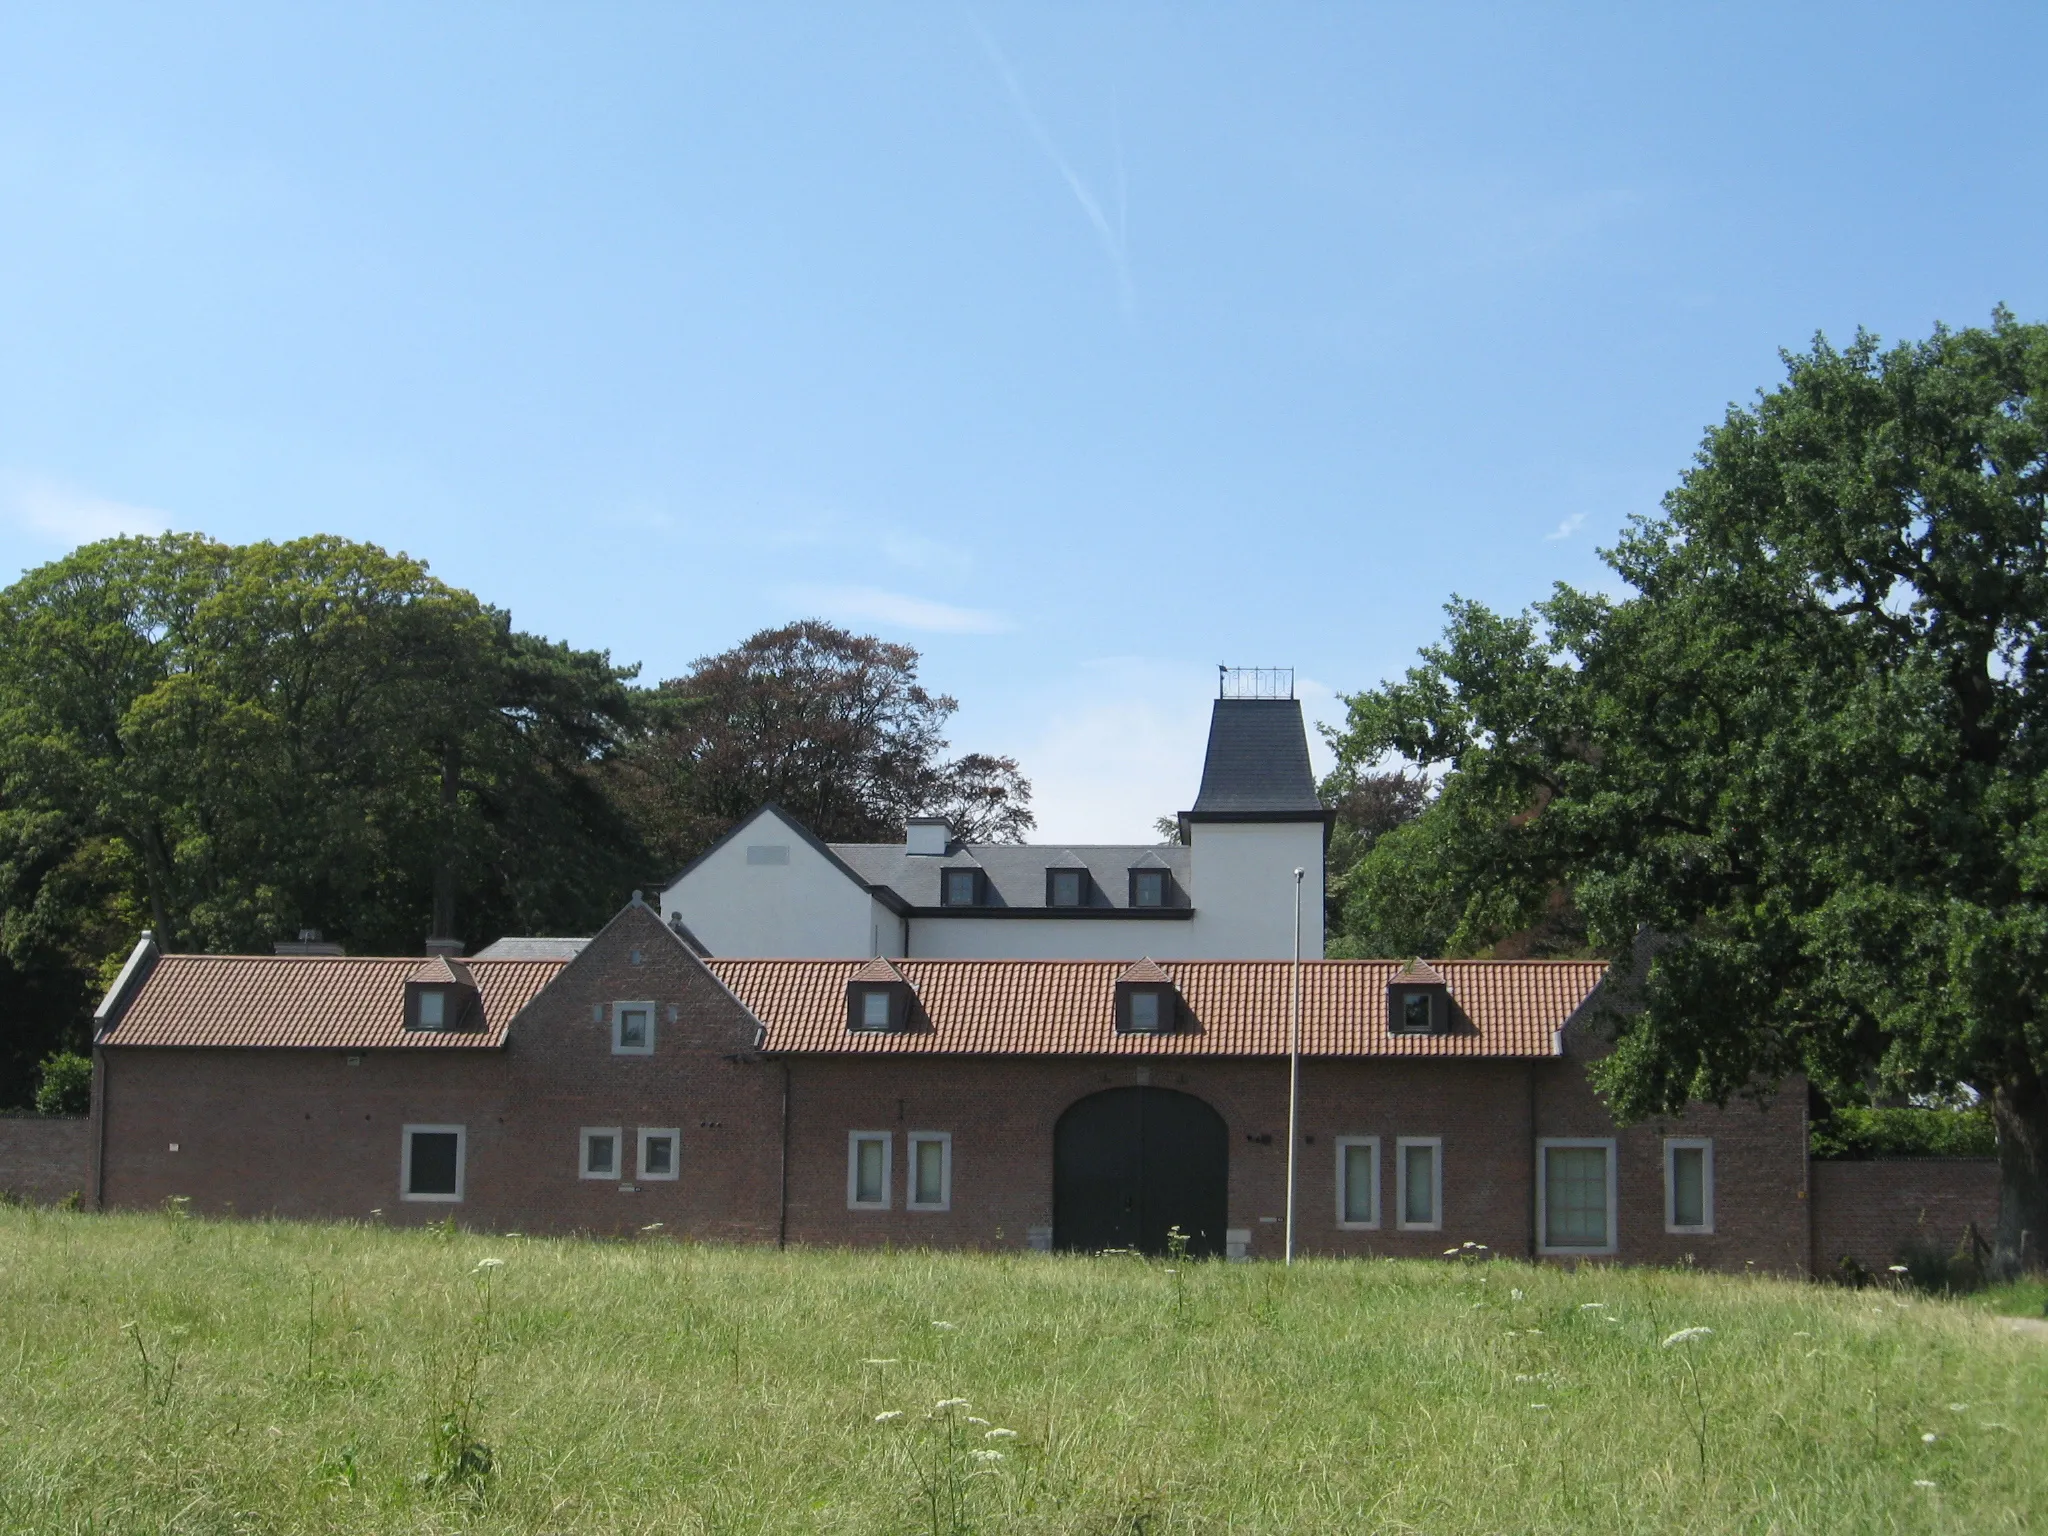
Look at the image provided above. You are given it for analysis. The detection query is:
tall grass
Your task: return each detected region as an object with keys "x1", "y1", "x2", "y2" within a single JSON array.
[{"x1": 0, "y1": 1206, "x2": 2041, "y2": 1533}]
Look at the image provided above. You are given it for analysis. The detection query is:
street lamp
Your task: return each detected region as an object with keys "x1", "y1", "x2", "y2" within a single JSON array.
[{"x1": 1285, "y1": 866, "x2": 1304, "y2": 1265}]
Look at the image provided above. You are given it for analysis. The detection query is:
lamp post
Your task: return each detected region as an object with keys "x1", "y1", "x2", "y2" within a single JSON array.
[{"x1": 1285, "y1": 866, "x2": 1304, "y2": 1265}]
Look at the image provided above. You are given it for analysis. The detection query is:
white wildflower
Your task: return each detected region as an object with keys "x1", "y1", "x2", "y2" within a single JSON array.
[
  {"x1": 1580, "y1": 1303, "x2": 1607, "y2": 1311},
  {"x1": 1661, "y1": 1327, "x2": 1713, "y2": 1348},
  {"x1": 1791, "y1": 1331, "x2": 1810, "y2": 1338},
  {"x1": 934, "y1": 1398, "x2": 970, "y2": 1411},
  {"x1": 969, "y1": 1449, "x2": 1004, "y2": 1464},
  {"x1": 1948, "y1": 1402, "x2": 1968, "y2": 1412},
  {"x1": 861, "y1": 1358, "x2": 899, "y2": 1366},
  {"x1": 1443, "y1": 1247, "x2": 1460, "y2": 1256},
  {"x1": 1510, "y1": 1288, "x2": 1525, "y2": 1301},
  {"x1": 1921, "y1": 1432, "x2": 1937, "y2": 1444},
  {"x1": 1913, "y1": 1480, "x2": 1937, "y2": 1489},
  {"x1": 1888, "y1": 1264, "x2": 1909, "y2": 1273},
  {"x1": 639, "y1": 1222, "x2": 664, "y2": 1233},
  {"x1": 472, "y1": 1257, "x2": 504, "y2": 1273},
  {"x1": 874, "y1": 1411, "x2": 904, "y2": 1423},
  {"x1": 1524, "y1": 1327, "x2": 1543, "y2": 1335},
  {"x1": 966, "y1": 1416, "x2": 990, "y2": 1426},
  {"x1": 1514, "y1": 1374, "x2": 1536, "y2": 1383},
  {"x1": 1529, "y1": 1403, "x2": 1549, "y2": 1410},
  {"x1": 931, "y1": 1320, "x2": 957, "y2": 1331},
  {"x1": 985, "y1": 1428, "x2": 1018, "y2": 1440}
]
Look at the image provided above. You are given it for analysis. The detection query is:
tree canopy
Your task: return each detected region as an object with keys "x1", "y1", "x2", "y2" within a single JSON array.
[{"x1": 1328, "y1": 311, "x2": 2048, "y2": 1272}]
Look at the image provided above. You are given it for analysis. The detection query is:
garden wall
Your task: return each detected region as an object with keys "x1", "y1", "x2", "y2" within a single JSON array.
[
  {"x1": 0, "y1": 1113, "x2": 91, "y2": 1205},
  {"x1": 1810, "y1": 1157, "x2": 1998, "y2": 1274}
]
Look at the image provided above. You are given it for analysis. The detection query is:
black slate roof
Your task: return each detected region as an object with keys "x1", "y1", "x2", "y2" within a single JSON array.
[
  {"x1": 1189, "y1": 699, "x2": 1323, "y2": 814},
  {"x1": 829, "y1": 842, "x2": 1191, "y2": 911}
]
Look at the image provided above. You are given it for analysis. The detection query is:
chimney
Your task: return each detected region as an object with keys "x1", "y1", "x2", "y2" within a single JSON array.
[
  {"x1": 906, "y1": 817, "x2": 952, "y2": 856},
  {"x1": 424, "y1": 936, "x2": 466, "y2": 958}
]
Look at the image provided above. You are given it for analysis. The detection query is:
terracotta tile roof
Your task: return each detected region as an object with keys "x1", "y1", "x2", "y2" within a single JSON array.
[
  {"x1": 1395, "y1": 957, "x2": 1450, "y2": 986},
  {"x1": 99, "y1": 953, "x2": 567, "y2": 1050},
  {"x1": 705, "y1": 958, "x2": 1607, "y2": 1058}
]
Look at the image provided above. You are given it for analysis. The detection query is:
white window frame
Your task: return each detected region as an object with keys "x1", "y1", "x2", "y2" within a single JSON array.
[
  {"x1": 1335, "y1": 1136, "x2": 1380, "y2": 1229},
  {"x1": 400, "y1": 1123, "x2": 466, "y2": 1202},
  {"x1": 637, "y1": 1126, "x2": 682, "y2": 1182},
  {"x1": 1537, "y1": 1137, "x2": 1619, "y2": 1256},
  {"x1": 1664, "y1": 1137, "x2": 1714, "y2": 1234},
  {"x1": 579, "y1": 1126, "x2": 624, "y2": 1181},
  {"x1": 906, "y1": 1131, "x2": 952, "y2": 1212},
  {"x1": 847, "y1": 1131, "x2": 892, "y2": 1210},
  {"x1": 1395, "y1": 1136, "x2": 1443, "y2": 1231},
  {"x1": 611, "y1": 1001, "x2": 656, "y2": 1056}
]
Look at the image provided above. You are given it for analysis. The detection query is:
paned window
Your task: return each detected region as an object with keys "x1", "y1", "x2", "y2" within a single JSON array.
[
  {"x1": 638, "y1": 1127, "x2": 680, "y2": 1181},
  {"x1": 1396, "y1": 1137, "x2": 1441, "y2": 1230},
  {"x1": 612, "y1": 1002, "x2": 655, "y2": 1055},
  {"x1": 943, "y1": 869, "x2": 981, "y2": 906},
  {"x1": 1336, "y1": 1136, "x2": 1379, "y2": 1228},
  {"x1": 907, "y1": 1132, "x2": 952, "y2": 1211},
  {"x1": 1540, "y1": 1139, "x2": 1617, "y2": 1253},
  {"x1": 1665, "y1": 1139, "x2": 1713, "y2": 1233},
  {"x1": 401, "y1": 1125, "x2": 465, "y2": 1202},
  {"x1": 1049, "y1": 868, "x2": 1085, "y2": 907},
  {"x1": 1131, "y1": 869, "x2": 1168, "y2": 908},
  {"x1": 581, "y1": 1127, "x2": 621, "y2": 1180},
  {"x1": 848, "y1": 1132, "x2": 891, "y2": 1210}
]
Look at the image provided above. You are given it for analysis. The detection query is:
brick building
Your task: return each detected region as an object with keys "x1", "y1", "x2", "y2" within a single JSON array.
[{"x1": 88, "y1": 898, "x2": 1813, "y2": 1269}]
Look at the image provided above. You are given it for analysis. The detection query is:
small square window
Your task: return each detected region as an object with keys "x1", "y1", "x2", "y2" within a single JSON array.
[
  {"x1": 1396, "y1": 1137, "x2": 1441, "y2": 1230},
  {"x1": 581, "y1": 1127, "x2": 622, "y2": 1180},
  {"x1": 1048, "y1": 868, "x2": 1085, "y2": 908},
  {"x1": 1665, "y1": 1139, "x2": 1713, "y2": 1233},
  {"x1": 848, "y1": 1132, "x2": 891, "y2": 1209},
  {"x1": 907, "y1": 1132, "x2": 951, "y2": 1211},
  {"x1": 1131, "y1": 869, "x2": 1168, "y2": 908},
  {"x1": 861, "y1": 989, "x2": 893, "y2": 1029},
  {"x1": 612, "y1": 1002, "x2": 655, "y2": 1055},
  {"x1": 1336, "y1": 1136, "x2": 1380, "y2": 1228},
  {"x1": 638, "y1": 1127, "x2": 681, "y2": 1181},
  {"x1": 1401, "y1": 991, "x2": 1432, "y2": 1033},
  {"x1": 401, "y1": 1125, "x2": 464, "y2": 1202},
  {"x1": 416, "y1": 989, "x2": 446, "y2": 1029},
  {"x1": 1539, "y1": 1139, "x2": 1616, "y2": 1253},
  {"x1": 942, "y1": 868, "x2": 982, "y2": 906}
]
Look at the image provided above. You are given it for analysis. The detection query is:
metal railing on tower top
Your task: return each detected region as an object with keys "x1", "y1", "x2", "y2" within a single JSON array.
[{"x1": 1218, "y1": 666, "x2": 1294, "y2": 700}]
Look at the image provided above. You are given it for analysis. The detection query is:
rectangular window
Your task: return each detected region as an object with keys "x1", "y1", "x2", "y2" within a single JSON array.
[
  {"x1": 638, "y1": 1127, "x2": 681, "y2": 1181},
  {"x1": 1396, "y1": 1137, "x2": 1441, "y2": 1230},
  {"x1": 1336, "y1": 1136, "x2": 1379, "y2": 1228},
  {"x1": 612, "y1": 1002, "x2": 655, "y2": 1055},
  {"x1": 401, "y1": 1124, "x2": 465, "y2": 1202},
  {"x1": 1128, "y1": 990, "x2": 1161, "y2": 1032},
  {"x1": 580, "y1": 1127, "x2": 622, "y2": 1180},
  {"x1": 417, "y1": 989, "x2": 446, "y2": 1029},
  {"x1": 942, "y1": 869, "x2": 981, "y2": 906},
  {"x1": 1048, "y1": 868, "x2": 1085, "y2": 907},
  {"x1": 1665, "y1": 1138, "x2": 1713, "y2": 1233},
  {"x1": 861, "y1": 989, "x2": 893, "y2": 1029},
  {"x1": 1401, "y1": 991, "x2": 1432, "y2": 1033},
  {"x1": 745, "y1": 844, "x2": 790, "y2": 865},
  {"x1": 907, "y1": 1132, "x2": 952, "y2": 1211},
  {"x1": 848, "y1": 1132, "x2": 891, "y2": 1210},
  {"x1": 1131, "y1": 869, "x2": 1167, "y2": 908},
  {"x1": 1539, "y1": 1139, "x2": 1617, "y2": 1254}
]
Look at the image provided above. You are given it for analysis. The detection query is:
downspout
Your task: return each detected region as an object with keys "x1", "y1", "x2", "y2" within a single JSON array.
[
  {"x1": 1526, "y1": 1060, "x2": 1538, "y2": 1258},
  {"x1": 777, "y1": 1062, "x2": 791, "y2": 1249},
  {"x1": 92, "y1": 1048, "x2": 109, "y2": 1211}
]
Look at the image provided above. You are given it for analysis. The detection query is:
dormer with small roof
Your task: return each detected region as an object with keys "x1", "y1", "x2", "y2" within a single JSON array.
[
  {"x1": 406, "y1": 954, "x2": 481, "y2": 1032},
  {"x1": 1388, "y1": 957, "x2": 1452, "y2": 1036}
]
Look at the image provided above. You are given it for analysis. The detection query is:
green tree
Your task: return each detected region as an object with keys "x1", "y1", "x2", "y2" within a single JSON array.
[
  {"x1": 615, "y1": 620, "x2": 1033, "y2": 870},
  {"x1": 1330, "y1": 312, "x2": 2048, "y2": 1273},
  {"x1": 0, "y1": 534, "x2": 649, "y2": 1103},
  {"x1": 33, "y1": 1051, "x2": 91, "y2": 1116}
]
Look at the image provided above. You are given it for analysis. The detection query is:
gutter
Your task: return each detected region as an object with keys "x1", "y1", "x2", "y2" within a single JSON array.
[{"x1": 777, "y1": 1063, "x2": 791, "y2": 1249}]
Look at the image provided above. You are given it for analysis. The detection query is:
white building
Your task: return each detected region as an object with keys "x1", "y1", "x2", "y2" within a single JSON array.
[{"x1": 659, "y1": 693, "x2": 1330, "y2": 960}]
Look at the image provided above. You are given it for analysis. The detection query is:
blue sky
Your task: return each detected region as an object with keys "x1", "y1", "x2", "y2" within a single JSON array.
[{"x1": 2, "y1": 4, "x2": 2043, "y2": 840}]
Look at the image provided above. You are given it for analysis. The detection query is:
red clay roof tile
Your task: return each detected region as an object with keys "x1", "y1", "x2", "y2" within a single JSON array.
[{"x1": 706, "y1": 957, "x2": 1605, "y2": 1057}]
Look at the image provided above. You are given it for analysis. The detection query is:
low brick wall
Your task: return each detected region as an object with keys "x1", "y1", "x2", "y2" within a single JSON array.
[
  {"x1": 1810, "y1": 1158, "x2": 1998, "y2": 1274},
  {"x1": 0, "y1": 1114, "x2": 92, "y2": 1205}
]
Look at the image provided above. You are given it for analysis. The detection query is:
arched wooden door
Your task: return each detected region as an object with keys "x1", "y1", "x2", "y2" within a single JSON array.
[{"x1": 1053, "y1": 1087, "x2": 1229, "y2": 1257}]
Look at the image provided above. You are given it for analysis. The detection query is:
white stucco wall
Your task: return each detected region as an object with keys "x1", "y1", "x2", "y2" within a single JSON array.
[
  {"x1": 662, "y1": 812, "x2": 889, "y2": 958},
  {"x1": 1186, "y1": 820, "x2": 1326, "y2": 959},
  {"x1": 905, "y1": 917, "x2": 1206, "y2": 960}
]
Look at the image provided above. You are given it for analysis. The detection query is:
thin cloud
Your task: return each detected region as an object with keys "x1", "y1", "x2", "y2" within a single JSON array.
[
  {"x1": 969, "y1": 13, "x2": 1134, "y2": 317},
  {"x1": 1546, "y1": 512, "x2": 1587, "y2": 541},
  {"x1": 0, "y1": 473, "x2": 172, "y2": 544},
  {"x1": 780, "y1": 583, "x2": 1012, "y2": 635}
]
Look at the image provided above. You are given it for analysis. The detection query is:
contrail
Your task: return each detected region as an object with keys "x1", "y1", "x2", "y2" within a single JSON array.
[{"x1": 969, "y1": 13, "x2": 1134, "y2": 318}]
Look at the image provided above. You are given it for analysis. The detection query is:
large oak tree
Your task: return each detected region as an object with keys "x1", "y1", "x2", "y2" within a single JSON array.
[{"x1": 1331, "y1": 312, "x2": 2048, "y2": 1273}]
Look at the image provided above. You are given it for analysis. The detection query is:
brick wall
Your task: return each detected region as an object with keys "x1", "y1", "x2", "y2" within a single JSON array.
[
  {"x1": 0, "y1": 1114, "x2": 91, "y2": 1204},
  {"x1": 1810, "y1": 1159, "x2": 1999, "y2": 1274}
]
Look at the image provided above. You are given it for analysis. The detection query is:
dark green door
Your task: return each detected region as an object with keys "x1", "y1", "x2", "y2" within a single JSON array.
[{"x1": 1053, "y1": 1087, "x2": 1228, "y2": 1257}]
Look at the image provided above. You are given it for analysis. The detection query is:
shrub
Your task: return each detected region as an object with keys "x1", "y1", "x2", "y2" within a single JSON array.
[
  {"x1": 34, "y1": 1052, "x2": 92, "y2": 1117},
  {"x1": 1809, "y1": 1104, "x2": 1996, "y2": 1160}
]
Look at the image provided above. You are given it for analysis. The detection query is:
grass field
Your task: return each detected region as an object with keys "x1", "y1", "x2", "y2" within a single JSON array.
[{"x1": 0, "y1": 1208, "x2": 2042, "y2": 1534}]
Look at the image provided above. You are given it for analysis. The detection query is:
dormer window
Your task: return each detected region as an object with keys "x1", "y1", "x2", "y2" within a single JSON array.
[
  {"x1": 405, "y1": 958, "x2": 477, "y2": 1032},
  {"x1": 941, "y1": 868, "x2": 984, "y2": 907},
  {"x1": 846, "y1": 959, "x2": 915, "y2": 1032},
  {"x1": 1387, "y1": 959, "x2": 1451, "y2": 1035},
  {"x1": 1114, "y1": 959, "x2": 1180, "y2": 1035},
  {"x1": 1130, "y1": 869, "x2": 1168, "y2": 908},
  {"x1": 1047, "y1": 868, "x2": 1086, "y2": 908}
]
